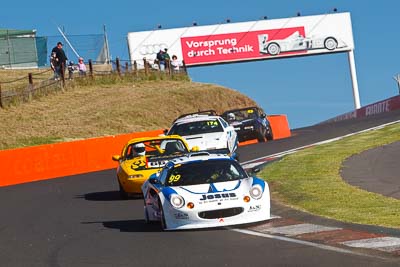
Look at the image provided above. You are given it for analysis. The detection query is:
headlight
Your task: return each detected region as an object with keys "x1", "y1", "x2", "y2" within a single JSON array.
[
  {"x1": 127, "y1": 174, "x2": 144, "y2": 179},
  {"x1": 249, "y1": 185, "x2": 263, "y2": 200},
  {"x1": 170, "y1": 194, "x2": 185, "y2": 208}
]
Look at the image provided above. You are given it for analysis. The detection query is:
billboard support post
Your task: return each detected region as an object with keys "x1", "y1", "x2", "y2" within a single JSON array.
[{"x1": 347, "y1": 50, "x2": 361, "y2": 109}]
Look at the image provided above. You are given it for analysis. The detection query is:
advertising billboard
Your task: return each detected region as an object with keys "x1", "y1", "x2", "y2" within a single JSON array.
[{"x1": 127, "y1": 12, "x2": 354, "y2": 67}]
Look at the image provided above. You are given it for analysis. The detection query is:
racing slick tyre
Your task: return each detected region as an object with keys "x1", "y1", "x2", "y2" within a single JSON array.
[
  {"x1": 118, "y1": 181, "x2": 129, "y2": 200},
  {"x1": 324, "y1": 37, "x2": 338, "y2": 50},
  {"x1": 266, "y1": 126, "x2": 274, "y2": 141},
  {"x1": 158, "y1": 199, "x2": 167, "y2": 231},
  {"x1": 144, "y1": 200, "x2": 150, "y2": 224},
  {"x1": 256, "y1": 127, "x2": 267, "y2": 143},
  {"x1": 267, "y1": 43, "x2": 280, "y2": 55}
]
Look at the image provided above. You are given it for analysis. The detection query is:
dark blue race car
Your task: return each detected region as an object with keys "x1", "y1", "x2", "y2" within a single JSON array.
[{"x1": 221, "y1": 106, "x2": 273, "y2": 142}]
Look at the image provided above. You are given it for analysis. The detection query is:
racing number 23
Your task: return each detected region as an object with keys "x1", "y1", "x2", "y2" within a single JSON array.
[{"x1": 168, "y1": 174, "x2": 181, "y2": 183}]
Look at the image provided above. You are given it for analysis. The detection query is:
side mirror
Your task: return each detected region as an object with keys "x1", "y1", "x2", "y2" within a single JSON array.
[
  {"x1": 191, "y1": 146, "x2": 200, "y2": 152},
  {"x1": 248, "y1": 167, "x2": 260, "y2": 176},
  {"x1": 112, "y1": 155, "x2": 121, "y2": 161},
  {"x1": 163, "y1": 129, "x2": 169, "y2": 135},
  {"x1": 149, "y1": 178, "x2": 160, "y2": 184}
]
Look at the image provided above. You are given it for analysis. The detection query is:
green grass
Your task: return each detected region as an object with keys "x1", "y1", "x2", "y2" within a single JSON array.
[{"x1": 261, "y1": 122, "x2": 400, "y2": 228}]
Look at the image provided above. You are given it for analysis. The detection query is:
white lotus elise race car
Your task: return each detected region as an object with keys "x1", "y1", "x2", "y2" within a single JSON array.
[
  {"x1": 141, "y1": 152, "x2": 271, "y2": 230},
  {"x1": 165, "y1": 114, "x2": 238, "y2": 156}
]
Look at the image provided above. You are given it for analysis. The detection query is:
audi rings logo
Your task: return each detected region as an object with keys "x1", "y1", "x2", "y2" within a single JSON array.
[{"x1": 139, "y1": 44, "x2": 168, "y2": 55}]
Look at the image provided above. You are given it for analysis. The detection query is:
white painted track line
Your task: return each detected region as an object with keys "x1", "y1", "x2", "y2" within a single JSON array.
[
  {"x1": 265, "y1": 223, "x2": 341, "y2": 236},
  {"x1": 341, "y1": 237, "x2": 400, "y2": 249}
]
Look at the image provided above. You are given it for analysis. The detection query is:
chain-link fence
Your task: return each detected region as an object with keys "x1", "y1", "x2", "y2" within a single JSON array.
[{"x1": 0, "y1": 32, "x2": 109, "y2": 69}]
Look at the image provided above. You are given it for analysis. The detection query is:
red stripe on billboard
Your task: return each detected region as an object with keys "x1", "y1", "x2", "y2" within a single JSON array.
[{"x1": 180, "y1": 27, "x2": 305, "y2": 65}]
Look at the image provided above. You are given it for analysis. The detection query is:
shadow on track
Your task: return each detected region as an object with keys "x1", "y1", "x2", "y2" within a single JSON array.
[
  {"x1": 82, "y1": 219, "x2": 230, "y2": 233},
  {"x1": 77, "y1": 191, "x2": 125, "y2": 201},
  {"x1": 81, "y1": 219, "x2": 161, "y2": 232}
]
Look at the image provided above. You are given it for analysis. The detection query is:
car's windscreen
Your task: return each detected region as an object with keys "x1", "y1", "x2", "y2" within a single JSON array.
[
  {"x1": 223, "y1": 109, "x2": 257, "y2": 121},
  {"x1": 125, "y1": 139, "x2": 188, "y2": 159},
  {"x1": 168, "y1": 120, "x2": 223, "y2": 136},
  {"x1": 165, "y1": 159, "x2": 247, "y2": 186}
]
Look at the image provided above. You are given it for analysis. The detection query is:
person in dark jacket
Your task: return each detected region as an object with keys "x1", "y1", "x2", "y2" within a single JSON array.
[{"x1": 51, "y1": 42, "x2": 68, "y2": 80}]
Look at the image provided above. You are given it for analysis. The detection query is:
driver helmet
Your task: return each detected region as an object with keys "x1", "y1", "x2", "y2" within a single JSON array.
[
  {"x1": 227, "y1": 113, "x2": 235, "y2": 121},
  {"x1": 133, "y1": 143, "x2": 146, "y2": 156}
]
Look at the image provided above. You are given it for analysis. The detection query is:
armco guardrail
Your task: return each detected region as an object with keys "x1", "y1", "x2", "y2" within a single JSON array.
[
  {"x1": 320, "y1": 95, "x2": 400, "y2": 124},
  {"x1": 0, "y1": 115, "x2": 290, "y2": 187}
]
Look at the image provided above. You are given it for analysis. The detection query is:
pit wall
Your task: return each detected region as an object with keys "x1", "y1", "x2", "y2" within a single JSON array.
[{"x1": 0, "y1": 115, "x2": 290, "y2": 187}]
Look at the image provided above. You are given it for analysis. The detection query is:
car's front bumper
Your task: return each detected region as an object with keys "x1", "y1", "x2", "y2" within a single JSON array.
[{"x1": 163, "y1": 197, "x2": 270, "y2": 230}]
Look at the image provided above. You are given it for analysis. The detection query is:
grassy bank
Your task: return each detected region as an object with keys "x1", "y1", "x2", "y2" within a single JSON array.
[
  {"x1": 261, "y1": 122, "x2": 400, "y2": 228},
  {"x1": 0, "y1": 78, "x2": 256, "y2": 150}
]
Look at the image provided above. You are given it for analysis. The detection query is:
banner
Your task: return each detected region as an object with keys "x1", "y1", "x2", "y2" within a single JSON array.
[{"x1": 127, "y1": 12, "x2": 354, "y2": 67}]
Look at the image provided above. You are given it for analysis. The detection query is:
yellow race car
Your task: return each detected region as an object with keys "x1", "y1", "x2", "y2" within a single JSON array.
[{"x1": 112, "y1": 135, "x2": 196, "y2": 199}]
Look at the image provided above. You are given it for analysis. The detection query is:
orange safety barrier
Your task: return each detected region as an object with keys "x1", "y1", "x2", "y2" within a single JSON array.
[
  {"x1": 0, "y1": 130, "x2": 163, "y2": 187},
  {"x1": 0, "y1": 115, "x2": 290, "y2": 187},
  {"x1": 268, "y1": 115, "x2": 291, "y2": 139}
]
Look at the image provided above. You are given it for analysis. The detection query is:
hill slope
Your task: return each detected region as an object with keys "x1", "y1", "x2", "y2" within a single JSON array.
[{"x1": 0, "y1": 80, "x2": 257, "y2": 150}]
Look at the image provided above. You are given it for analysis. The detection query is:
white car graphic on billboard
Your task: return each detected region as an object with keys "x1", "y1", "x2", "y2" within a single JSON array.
[{"x1": 258, "y1": 31, "x2": 347, "y2": 56}]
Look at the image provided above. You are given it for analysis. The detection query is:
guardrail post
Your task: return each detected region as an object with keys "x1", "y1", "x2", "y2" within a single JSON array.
[
  {"x1": 28, "y1": 73, "x2": 34, "y2": 100},
  {"x1": 166, "y1": 59, "x2": 171, "y2": 76},
  {"x1": 125, "y1": 62, "x2": 129, "y2": 73},
  {"x1": 0, "y1": 82, "x2": 3, "y2": 108},
  {"x1": 143, "y1": 58, "x2": 148, "y2": 76},
  {"x1": 116, "y1": 57, "x2": 121, "y2": 76},
  {"x1": 89, "y1": 59, "x2": 93, "y2": 79},
  {"x1": 133, "y1": 60, "x2": 137, "y2": 76},
  {"x1": 155, "y1": 59, "x2": 161, "y2": 72},
  {"x1": 182, "y1": 60, "x2": 188, "y2": 75},
  {"x1": 28, "y1": 73, "x2": 33, "y2": 85}
]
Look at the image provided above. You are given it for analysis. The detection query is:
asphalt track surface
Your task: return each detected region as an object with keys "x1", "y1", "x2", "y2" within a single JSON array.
[
  {"x1": 341, "y1": 141, "x2": 400, "y2": 199},
  {"x1": 1, "y1": 109, "x2": 400, "y2": 267}
]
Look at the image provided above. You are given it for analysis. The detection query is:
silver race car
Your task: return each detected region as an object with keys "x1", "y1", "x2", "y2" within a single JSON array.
[
  {"x1": 141, "y1": 152, "x2": 271, "y2": 230},
  {"x1": 259, "y1": 31, "x2": 347, "y2": 56}
]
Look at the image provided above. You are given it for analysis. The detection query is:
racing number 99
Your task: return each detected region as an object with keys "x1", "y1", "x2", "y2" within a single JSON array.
[{"x1": 168, "y1": 174, "x2": 181, "y2": 183}]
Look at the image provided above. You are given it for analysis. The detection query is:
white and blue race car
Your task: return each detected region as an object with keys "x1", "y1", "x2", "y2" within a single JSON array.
[{"x1": 141, "y1": 152, "x2": 271, "y2": 230}]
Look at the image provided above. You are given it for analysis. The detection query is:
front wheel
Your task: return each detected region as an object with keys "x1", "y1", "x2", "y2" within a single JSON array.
[
  {"x1": 324, "y1": 37, "x2": 338, "y2": 50},
  {"x1": 257, "y1": 127, "x2": 267, "y2": 142},
  {"x1": 267, "y1": 43, "x2": 281, "y2": 55},
  {"x1": 144, "y1": 199, "x2": 150, "y2": 224},
  {"x1": 158, "y1": 199, "x2": 167, "y2": 231},
  {"x1": 266, "y1": 126, "x2": 274, "y2": 141}
]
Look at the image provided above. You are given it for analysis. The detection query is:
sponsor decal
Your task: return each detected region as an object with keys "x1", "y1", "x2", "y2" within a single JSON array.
[
  {"x1": 248, "y1": 205, "x2": 262, "y2": 212},
  {"x1": 364, "y1": 100, "x2": 390, "y2": 116},
  {"x1": 181, "y1": 27, "x2": 305, "y2": 65},
  {"x1": 174, "y1": 212, "x2": 189, "y2": 220},
  {"x1": 199, "y1": 192, "x2": 239, "y2": 204},
  {"x1": 200, "y1": 192, "x2": 237, "y2": 201}
]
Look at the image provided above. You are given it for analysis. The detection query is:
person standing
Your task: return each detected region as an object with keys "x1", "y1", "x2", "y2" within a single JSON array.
[
  {"x1": 171, "y1": 55, "x2": 182, "y2": 72},
  {"x1": 77, "y1": 57, "x2": 87, "y2": 76},
  {"x1": 163, "y1": 48, "x2": 170, "y2": 70},
  {"x1": 156, "y1": 49, "x2": 165, "y2": 71},
  {"x1": 51, "y1": 42, "x2": 68, "y2": 80}
]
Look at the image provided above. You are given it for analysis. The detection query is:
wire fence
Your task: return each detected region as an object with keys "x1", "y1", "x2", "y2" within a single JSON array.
[{"x1": 0, "y1": 58, "x2": 188, "y2": 108}]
